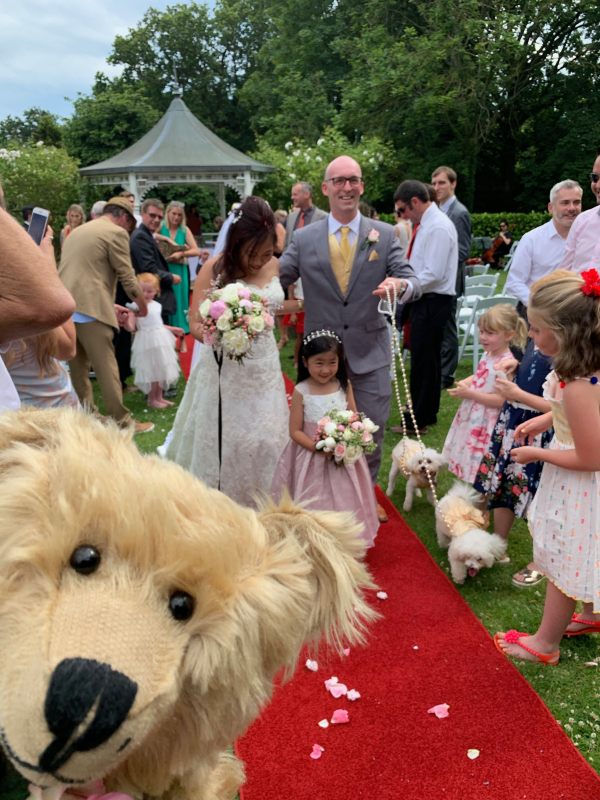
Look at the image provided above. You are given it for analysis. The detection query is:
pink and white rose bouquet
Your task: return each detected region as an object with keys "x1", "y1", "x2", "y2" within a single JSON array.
[
  {"x1": 198, "y1": 282, "x2": 274, "y2": 362},
  {"x1": 314, "y1": 409, "x2": 379, "y2": 466}
]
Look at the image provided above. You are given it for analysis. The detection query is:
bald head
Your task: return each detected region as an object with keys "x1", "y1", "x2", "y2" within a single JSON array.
[{"x1": 322, "y1": 155, "x2": 364, "y2": 223}]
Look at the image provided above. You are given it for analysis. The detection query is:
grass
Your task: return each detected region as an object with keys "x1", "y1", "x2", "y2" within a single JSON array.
[{"x1": 2, "y1": 322, "x2": 600, "y2": 796}]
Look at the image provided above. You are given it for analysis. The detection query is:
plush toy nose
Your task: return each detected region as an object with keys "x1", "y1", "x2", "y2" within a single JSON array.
[{"x1": 39, "y1": 657, "x2": 138, "y2": 774}]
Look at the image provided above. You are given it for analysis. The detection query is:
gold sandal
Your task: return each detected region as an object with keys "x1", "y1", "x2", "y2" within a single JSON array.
[{"x1": 511, "y1": 567, "x2": 544, "y2": 588}]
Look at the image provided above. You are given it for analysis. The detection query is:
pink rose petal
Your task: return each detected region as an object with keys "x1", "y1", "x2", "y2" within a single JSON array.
[
  {"x1": 428, "y1": 703, "x2": 450, "y2": 719},
  {"x1": 346, "y1": 689, "x2": 361, "y2": 701},
  {"x1": 343, "y1": 648, "x2": 351, "y2": 656},
  {"x1": 310, "y1": 744, "x2": 325, "y2": 760},
  {"x1": 331, "y1": 709, "x2": 350, "y2": 724},
  {"x1": 467, "y1": 749, "x2": 480, "y2": 760},
  {"x1": 305, "y1": 659, "x2": 319, "y2": 672},
  {"x1": 324, "y1": 676, "x2": 338, "y2": 689},
  {"x1": 318, "y1": 719, "x2": 329, "y2": 728},
  {"x1": 376, "y1": 591, "x2": 388, "y2": 600},
  {"x1": 329, "y1": 683, "x2": 348, "y2": 698}
]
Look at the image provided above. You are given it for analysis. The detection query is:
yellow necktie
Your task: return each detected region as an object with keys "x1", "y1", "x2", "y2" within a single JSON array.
[{"x1": 340, "y1": 226, "x2": 351, "y2": 265}]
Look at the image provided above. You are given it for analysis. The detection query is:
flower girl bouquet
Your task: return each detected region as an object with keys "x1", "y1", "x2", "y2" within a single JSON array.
[
  {"x1": 314, "y1": 409, "x2": 379, "y2": 466},
  {"x1": 198, "y1": 282, "x2": 275, "y2": 362}
]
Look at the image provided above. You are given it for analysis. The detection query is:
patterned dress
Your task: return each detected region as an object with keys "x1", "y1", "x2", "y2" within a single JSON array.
[
  {"x1": 474, "y1": 341, "x2": 552, "y2": 516},
  {"x1": 443, "y1": 349, "x2": 512, "y2": 483},
  {"x1": 529, "y1": 371, "x2": 600, "y2": 609}
]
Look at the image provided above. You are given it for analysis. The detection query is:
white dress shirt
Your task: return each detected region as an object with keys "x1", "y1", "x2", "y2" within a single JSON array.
[
  {"x1": 505, "y1": 219, "x2": 567, "y2": 306},
  {"x1": 409, "y1": 203, "x2": 458, "y2": 295},
  {"x1": 560, "y1": 206, "x2": 600, "y2": 272}
]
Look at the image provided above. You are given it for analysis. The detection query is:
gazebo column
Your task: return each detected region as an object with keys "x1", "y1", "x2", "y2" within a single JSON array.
[
  {"x1": 216, "y1": 183, "x2": 226, "y2": 218},
  {"x1": 242, "y1": 171, "x2": 254, "y2": 199},
  {"x1": 127, "y1": 173, "x2": 139, "y2": 213}
]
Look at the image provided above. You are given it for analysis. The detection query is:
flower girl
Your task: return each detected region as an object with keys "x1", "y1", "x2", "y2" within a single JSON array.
[
  {"x1": 271, "y1": 330, "x2": 379, "y2": 547},
  {"x1": 129, "y1": 273, "x2": 184, "y2": 408},
  {"x1": 443, "y1": 304, "x2": 527, "y2": 483}
]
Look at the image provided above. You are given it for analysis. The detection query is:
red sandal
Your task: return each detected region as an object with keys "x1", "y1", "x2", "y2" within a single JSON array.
[
  {"x1": 563, "y1": 613, "x2": 600, "y2": 638},
  {"x1": 494, "y1": 630, "x2": 560, "y2": 665}
]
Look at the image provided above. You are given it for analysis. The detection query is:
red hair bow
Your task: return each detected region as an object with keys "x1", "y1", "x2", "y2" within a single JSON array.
[{"x1": 581, "y1": 268, "x2": 600, "y2": 297}]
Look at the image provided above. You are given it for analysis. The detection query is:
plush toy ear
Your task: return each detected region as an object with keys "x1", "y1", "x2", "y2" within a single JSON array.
[{"x1": 257, "y1": 494, "x2": 378, "y2": 653}]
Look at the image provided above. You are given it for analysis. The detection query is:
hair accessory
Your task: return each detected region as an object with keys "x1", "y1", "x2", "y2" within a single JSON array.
[
  {"x1": 580, "y1": 268, "x2": 600, "y2": 297},
  {"x1": 303, "y1": 329, "x2": 342, "y2": 346},
  {"x1": 231, "y1": 205, "x2": 243, "y2": 225}
]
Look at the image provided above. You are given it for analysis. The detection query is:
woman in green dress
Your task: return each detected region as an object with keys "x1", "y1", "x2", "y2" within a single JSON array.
[{"x1": 158, "y1": 202, "x2": 202, "y2": 332}]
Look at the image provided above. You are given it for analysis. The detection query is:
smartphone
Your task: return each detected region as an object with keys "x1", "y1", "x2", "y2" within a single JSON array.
[{"x1": 27, "y1": 207, "x2": 50, "y2": 245}]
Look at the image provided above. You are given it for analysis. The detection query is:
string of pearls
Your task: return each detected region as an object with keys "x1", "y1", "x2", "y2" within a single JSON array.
[{"x1": 379, "y1": 284, "x2": 444, "y2": 513}]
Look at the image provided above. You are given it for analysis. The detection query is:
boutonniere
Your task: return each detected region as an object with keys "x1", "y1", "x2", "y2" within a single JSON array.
[{"x1": 360, "y1": 228, "x2": 380, "y2": 251}]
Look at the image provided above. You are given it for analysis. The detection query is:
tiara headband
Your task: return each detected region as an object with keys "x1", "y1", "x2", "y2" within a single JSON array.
[{"x1": 303, "y1": 329, "x2": 342, "y2": 346}]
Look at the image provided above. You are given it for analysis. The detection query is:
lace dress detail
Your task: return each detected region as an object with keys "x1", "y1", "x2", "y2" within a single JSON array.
[
  {"x1": 271, "y1": 380, "x2": 378, "y2": 547},
  {"x1": 529, "y1": 371, "x2": 600, "y2": 608},
  {"x1": 167, "y1": 276, "x2": 289, "y2": 508}
]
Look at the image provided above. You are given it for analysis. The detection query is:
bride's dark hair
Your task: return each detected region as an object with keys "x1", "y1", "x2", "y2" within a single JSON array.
[{"x1": 214, "y1": 196, "x2": 277, "y2": 285}]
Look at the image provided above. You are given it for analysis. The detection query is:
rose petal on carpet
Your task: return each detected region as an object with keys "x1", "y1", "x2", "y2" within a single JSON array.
[{"x1": 237, "y1": 490, "x2": 600, "y2": 799}]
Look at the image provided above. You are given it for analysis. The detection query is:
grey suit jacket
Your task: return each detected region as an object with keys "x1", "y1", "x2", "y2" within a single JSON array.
[
  {"x1": 279, "y1": 215, "x2": 421, "y2": 375},
  {"x1": 284, "y1": 206, "x2": 328, "y2": 248},
  {"x1": 446, "y1": 197, "x2": 472, "y2": 296}
]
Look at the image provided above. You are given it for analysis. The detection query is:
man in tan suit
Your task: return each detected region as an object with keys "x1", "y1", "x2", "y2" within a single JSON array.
[{"x1": 59, "y1": 197, "x2": 153, "y2": 433}]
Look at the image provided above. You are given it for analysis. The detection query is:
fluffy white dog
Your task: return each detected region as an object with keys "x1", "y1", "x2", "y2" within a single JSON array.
[
  {"x1": 435, "y1": 482, "x2": 507, "y2": 584},
  {"x1": 386, "y1": 438, "x2": 446, "y2": 512}
]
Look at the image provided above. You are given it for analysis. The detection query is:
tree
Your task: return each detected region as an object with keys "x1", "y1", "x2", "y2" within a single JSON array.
[
  {"x1": 252, "y1": 127, "x2": 396, "y2": 210},
  {"x1": 62, "y1": 78, "x2": 161, "y2": 167},
  {"x1": 0, "y1": 144, "x2": 81, "y2": 219},
  {"x1": 0, "y1": 107, "x2": 63, "y2": 148}
]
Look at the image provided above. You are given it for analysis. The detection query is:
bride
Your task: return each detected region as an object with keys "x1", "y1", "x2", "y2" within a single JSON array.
[{"x1": 166, "y1": 196, "x2": 292, "y2": 507}]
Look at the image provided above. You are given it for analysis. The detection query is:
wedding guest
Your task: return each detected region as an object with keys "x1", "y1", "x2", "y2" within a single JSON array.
[
  {"x1": 60, "y1": 204, "x2": 85, "y2": 246},
  {"x1": 159, "y1": 201, "x2": 202, "y2": 333}
]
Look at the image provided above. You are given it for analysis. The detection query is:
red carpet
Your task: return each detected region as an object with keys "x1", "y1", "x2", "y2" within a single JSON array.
[
  {"x1": 178, "y1": 333, "x2": 195, "y2": 379},
  {"x1": 237, "y1": 491, "x2": 600, "y2": 799}
]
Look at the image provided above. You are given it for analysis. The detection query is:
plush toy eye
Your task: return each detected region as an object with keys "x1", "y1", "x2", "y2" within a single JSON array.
[
  {"x1": 69, "y1": 545, "x2": 101, "y2": 575},
  {"x1": 169, "y1": 591, "x2": 195, "y2": 621}
]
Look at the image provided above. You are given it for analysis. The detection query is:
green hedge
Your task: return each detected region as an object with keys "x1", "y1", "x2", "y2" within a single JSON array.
[{"x1": 379, "y1": 210, "x2": 548, "y2": 240}]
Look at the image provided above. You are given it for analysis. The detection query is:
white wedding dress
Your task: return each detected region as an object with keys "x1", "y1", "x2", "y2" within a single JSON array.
[{"x1": 166, "y1": 276, "x2": 290, "y2": 508}]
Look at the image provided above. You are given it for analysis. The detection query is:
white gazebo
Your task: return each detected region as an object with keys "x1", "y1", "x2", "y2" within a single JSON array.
[{"x1": 79, "y1": 88, "x2": 274, "y2": 215}]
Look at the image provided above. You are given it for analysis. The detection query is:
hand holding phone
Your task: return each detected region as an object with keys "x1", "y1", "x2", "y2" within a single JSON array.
[{"x1": 27, "y1": 207, "x2": 50, "y2": 245}]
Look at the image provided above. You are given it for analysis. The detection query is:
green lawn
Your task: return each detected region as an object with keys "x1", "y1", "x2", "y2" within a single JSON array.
[{"x1": 2, "y1": 323, "x2": 600, "y2": 796}]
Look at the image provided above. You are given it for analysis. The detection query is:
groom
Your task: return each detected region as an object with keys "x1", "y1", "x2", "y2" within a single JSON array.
[{"x1": 280, "y1": 155, "x2": 422, "y2": 521}]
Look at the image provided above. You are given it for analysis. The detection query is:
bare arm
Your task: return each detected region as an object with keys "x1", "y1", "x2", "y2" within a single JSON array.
[
  {"x1": 0, "y1": 210, "x2": 75, "y2": 342},
  {"x1": 346, "y1": 381, "x2": 358, "y2": 413},
  {"x1": 46, "y1": 318, "x2": 77, "y2": 361},
  {"x1": 289, "y1": 389, "x2": 316, "y2": 452},
  {"x1": 189, "y1": 256, "x2": 220, "y2": 341},
  {"x1": 446, "y1": 386, "x2": 504, "y2": 408}
]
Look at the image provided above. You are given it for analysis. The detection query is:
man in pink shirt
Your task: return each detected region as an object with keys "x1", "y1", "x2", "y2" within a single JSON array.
[{"x1": 561, "y1": 152, "x2": 600, "y2": 272}]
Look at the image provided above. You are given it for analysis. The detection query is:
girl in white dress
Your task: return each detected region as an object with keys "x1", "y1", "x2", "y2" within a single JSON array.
[
  {"x1": 495, "y1": 270, "x2": 600, "y2": 665},
  {"x1": 129, "y1": 273, "x2": 184, "y2": 408},
  {"x1": 167, "y1": 197, "x2": 301, "y2": 508}
]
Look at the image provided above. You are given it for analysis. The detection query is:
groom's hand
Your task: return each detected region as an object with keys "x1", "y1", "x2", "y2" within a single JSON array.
[{"x1": 373, "y1": 278, "x2": 407, "y2": 299}]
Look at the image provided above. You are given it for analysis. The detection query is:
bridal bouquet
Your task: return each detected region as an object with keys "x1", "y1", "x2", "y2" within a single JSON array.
[
  {"x1": 314, "y1": 409, "x2": 379, "y2": 466},
  {"x1": 198, "y1": 282, "x2": 275, "y2": 362}
]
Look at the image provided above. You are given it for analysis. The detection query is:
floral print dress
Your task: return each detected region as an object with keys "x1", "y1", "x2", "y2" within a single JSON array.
[
  {"x1": 443, "y1": 349, "x2": 512, "y2": 484},
  {"x1": 474, "y1": 341, "x2": 552, "y2": 515}
]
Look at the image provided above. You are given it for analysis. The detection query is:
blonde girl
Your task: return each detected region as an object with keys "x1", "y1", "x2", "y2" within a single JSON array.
[
  {"x1": 60, "y1": 204, "x2": 85, "y2": 245},
  {"x1": 443, "y1": 304, "x2": 528, "y2": 483},
  {"x1": 158, "y1": 201, "x2": 202, "y2": 332},
  {"x1": 496, "y1": 270, "x2": 600, "y2": 664}
]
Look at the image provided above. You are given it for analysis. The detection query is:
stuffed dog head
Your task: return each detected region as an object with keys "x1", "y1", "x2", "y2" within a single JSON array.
[{"x1": 0, "y1": 409, "x2": 376, "y2": 800}]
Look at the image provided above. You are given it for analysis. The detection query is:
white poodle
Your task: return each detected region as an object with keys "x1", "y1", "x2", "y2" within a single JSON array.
[
  {"x1": 386, "y1": 438, "x2": 446, "y2": 512},
  {"x1": 435, "y1": 482, "x2": 507, "y2": 584}
]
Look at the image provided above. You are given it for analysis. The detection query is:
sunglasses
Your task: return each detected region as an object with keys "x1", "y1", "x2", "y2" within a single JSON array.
[
  {"x1": 147, "y1": 212, "x2": 164, "y2": 220},
  {"x1": 395, "y1": 206, "x2": 407, "y2": 216},
  {"x1": 590, "y1": 173, "x2": 600, "y2": 183}
]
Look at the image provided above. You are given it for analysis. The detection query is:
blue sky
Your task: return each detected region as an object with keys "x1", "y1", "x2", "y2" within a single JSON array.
[{"x1": 0, "y1": 1, "x2": 177, "y2": 121}]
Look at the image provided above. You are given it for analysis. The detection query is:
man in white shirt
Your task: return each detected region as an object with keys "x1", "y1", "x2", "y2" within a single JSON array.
[
  {"x1": 506, "y1": 180, "x2": 582, "y2": 315},
  {"x1": 560, "y1": 153, "x2": 600, "y2": 273},
  {"x1": 394, "y1": 179, "x2": 458, "y2": 431}
]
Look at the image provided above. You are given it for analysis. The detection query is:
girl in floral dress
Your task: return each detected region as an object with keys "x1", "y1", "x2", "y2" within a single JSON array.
[
  {"x1": 495, "y1": 270, "x2": 600, "y2": 665},
  {"x1": 473, "y1": 339, "x2": 552, "y2": 586},
  {"x1": 443, "y1": 305, "x2": 528, "y2": 483}
]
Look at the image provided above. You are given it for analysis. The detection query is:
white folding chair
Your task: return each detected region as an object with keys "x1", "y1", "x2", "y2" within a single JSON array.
[
  {"x1": 465, "y1": 274, "x2": 499, "y2": 291},
  {"x1": 502, "y1": 240, "x2": 520, "y2": 271},
  {"x1": 470, "y1": 295, "x2": 519, "y2": 371},
  {"x1": 468, "y1": 263, "x2": 490, "y2": 276}
]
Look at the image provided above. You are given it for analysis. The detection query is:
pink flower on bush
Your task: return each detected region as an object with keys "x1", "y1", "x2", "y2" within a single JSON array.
[{"x1": 209, "y1": 300, "x2": 226, "y2": 319}]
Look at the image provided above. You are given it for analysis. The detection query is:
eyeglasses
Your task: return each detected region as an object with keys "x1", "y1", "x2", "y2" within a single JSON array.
[
  {"x1": 590, "y1": 173, "x2": 600, "y2": 183},
  {"x1": 325, "y1": 176, "x2": 363, "y2": 188},
  {"x1": 147, "y1": 212, "x2": 164, "y2": 220},
  {"x1": 395, "y1": 206, "x2": 407, "y2": 216}
]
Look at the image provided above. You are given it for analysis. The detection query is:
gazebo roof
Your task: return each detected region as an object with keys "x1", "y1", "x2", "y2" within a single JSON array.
[{"x1": 79, "y1": 96, "x2": 273, "y2": 177}]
